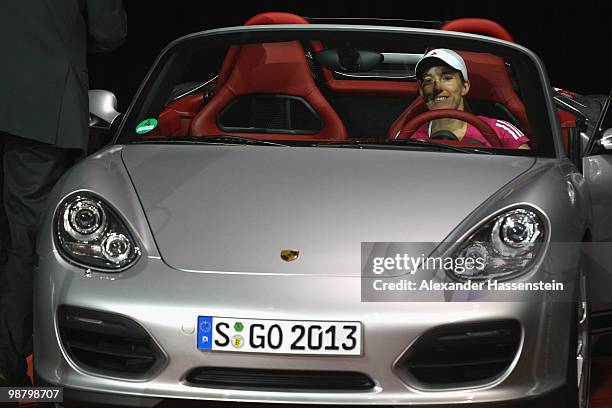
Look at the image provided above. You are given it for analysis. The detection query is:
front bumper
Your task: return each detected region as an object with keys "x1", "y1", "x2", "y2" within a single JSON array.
[
  {"x1": 34, "y1": 252, "x2": 573, "y2": 406},
  {"x1": 34, "y1": 378, "x2": 570, "y2": 408}
]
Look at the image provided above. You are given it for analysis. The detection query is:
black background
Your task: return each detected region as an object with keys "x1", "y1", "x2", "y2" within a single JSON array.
[{"x1": 88, "y1": 0, "x2": 611, "y2": 110}]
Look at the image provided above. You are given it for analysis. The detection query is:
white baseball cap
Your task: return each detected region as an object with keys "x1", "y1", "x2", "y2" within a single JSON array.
[{"x1": 415, "y1": 49, "x2": 468, "y2": 81}]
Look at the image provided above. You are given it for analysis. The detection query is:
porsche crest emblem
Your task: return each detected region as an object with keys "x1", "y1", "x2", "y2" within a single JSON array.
[{"x1": 280, "y1": 249, "x2": 300, "y2": 262}]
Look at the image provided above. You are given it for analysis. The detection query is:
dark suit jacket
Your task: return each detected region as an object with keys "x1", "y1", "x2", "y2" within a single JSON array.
[{"x1": 0, "y1": 0, "x2": 127, "y2": 151}]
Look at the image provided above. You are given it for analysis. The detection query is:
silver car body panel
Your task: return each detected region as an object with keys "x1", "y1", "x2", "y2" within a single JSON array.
[
  {"x1": 35, "y1": 253, "x2": 571, "y2": 405},
  {"x1": 120, "y1": 145, "x2": 536, "y2": 274},
  {"x1": 583, "y1": 155, "x2": 612, "y2": 242},
  {"x1": 34, "y1": 145, "x2": 590, "y2": 405}
]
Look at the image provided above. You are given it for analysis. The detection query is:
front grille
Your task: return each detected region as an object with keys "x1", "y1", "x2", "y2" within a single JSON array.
[
  {"x1": 403, "y1": 320, "x2": 521, "y2": 386},
  {"x1": 186, "y1": 367, "x2": 375, "y2": 391},
  {"x1": 58, "y1": 306, "x2": 165, "y2": 378}
]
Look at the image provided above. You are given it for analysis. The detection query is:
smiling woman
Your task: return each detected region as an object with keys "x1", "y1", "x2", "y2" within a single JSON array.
[{"x1": 408, "y1": 48, "x2": 530, "y2": 149}]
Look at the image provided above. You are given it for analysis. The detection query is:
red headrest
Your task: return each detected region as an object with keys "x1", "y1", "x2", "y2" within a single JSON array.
[
  {"x1": 458, "y1": 51, "x2": 522, "y2": 103},
  {"x1": 190, "y1": 39, "x2": 347, "y2": 139},
  {"x1": 217, "y1": 13, "x2": 313, "y2": 90},
  {"x1": 441, "y1": 18, "x2": 514, "y2": 43},
  {"x1": 244, "y1": 12, "x2": 309, "y2": 25}
]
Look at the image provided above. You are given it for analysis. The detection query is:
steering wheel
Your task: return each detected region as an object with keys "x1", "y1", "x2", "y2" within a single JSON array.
[
  {"x1": 393, "y1": 109, "x2": 502, "y2": 148},
  {"x1": 430, "y1": 130, "x2": 459, "y2": 141}
]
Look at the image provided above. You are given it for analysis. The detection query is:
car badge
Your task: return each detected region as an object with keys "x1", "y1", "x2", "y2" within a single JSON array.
[{"x1": 281, "y1": 249, "x2": 300, "y2": 262}]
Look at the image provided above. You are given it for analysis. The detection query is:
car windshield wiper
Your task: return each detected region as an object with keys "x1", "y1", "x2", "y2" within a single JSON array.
[
  {"x1": 312, "y1": 140, "x2": 365, "y2": 148},
  {"x1": 387, "y1": 138, "x2": 494, "y2": 154},
  {"x1": 131, "y1": 136, "x2": 290, "y2": 147},
  {"x1": 313, "y1": 139, "x2": 494, "y2": 154}
]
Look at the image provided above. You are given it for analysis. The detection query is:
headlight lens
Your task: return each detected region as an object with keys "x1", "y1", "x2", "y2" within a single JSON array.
[
  {"x1": 56, "y1": 194, "x2": 140, "y2": 270},
  {"x1": 63, "y1": 199, "x2": 107, "y2": 241},
  {"x1": 101, "y1": 233, "x2": 132, "y2": 263},
  {"x1": 450, "y1": 208, "x2": 545, "y2": 280}
]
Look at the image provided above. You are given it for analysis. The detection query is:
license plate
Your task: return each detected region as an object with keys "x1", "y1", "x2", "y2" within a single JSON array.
[{"x1": 197, "y1": 316, "x2": 362, "y2": 356}]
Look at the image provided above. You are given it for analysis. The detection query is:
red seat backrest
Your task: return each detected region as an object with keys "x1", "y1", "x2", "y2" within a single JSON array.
[
  {"x1": 216, "y1": 12, "x2": 314, "y2": 90},
  {"x1": 190, "y1": 13, "x2": 347, "y2": 140}
]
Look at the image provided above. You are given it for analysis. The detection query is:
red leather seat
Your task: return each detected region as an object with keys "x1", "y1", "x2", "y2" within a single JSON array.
[
  {"x1": 216, "y1": 12, "x2": 315, "y2": 90},
  {"x1": 191, "y1": 13, "x2": 347, "y2": 140},
  {"x1": 387, "y1": 19, "x2": 530, "y2": 145}
]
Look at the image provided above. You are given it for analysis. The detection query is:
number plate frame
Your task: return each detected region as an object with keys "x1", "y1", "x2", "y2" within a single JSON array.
[{"x1": 197, "y1": 316, "x2": 362, "y2": 356}]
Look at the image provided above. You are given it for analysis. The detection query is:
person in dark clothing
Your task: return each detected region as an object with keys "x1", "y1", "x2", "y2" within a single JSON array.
[
  {"x1": 0, "y1": 0, "x2": 127, "y2": 386},
  {"x1": 0, "y1": 164, "x2": 6, "y2": 272}
]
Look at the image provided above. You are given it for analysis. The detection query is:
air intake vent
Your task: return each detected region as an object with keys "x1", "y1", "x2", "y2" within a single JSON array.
[
  {"x1": 186, "y1": 367, "x2": 375, "y2": 391},
  {"x1": 404, "y1": 320, "x2": 521, "y2": 386},
  {"x1": 58, "y1": 306, "x2": 165, "y2": 378}
]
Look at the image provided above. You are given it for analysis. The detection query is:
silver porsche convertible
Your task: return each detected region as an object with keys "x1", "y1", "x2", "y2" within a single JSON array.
[{"x1": 34, "y1": 16, "x2": 612, "y2": 407}]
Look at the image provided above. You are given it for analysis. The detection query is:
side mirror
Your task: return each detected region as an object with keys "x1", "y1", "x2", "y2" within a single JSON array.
[
  {"x1": 88, "y1": 90, "x2": 122, "y2": 154},
  {"x1": 88, "y1": 89, "x2": 121, "y2": 129},
  {"x1": 601, "y1": 128, "x2": 612, "y2": 151}
]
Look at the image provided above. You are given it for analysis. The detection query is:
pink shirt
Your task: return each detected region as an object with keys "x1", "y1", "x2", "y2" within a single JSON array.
[{"x1": 411, "y1": 116, "x2": 529, "y2": 148}]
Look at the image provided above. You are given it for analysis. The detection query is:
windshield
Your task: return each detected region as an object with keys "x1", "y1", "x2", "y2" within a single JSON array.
[{"x1": 116, "y1": 26, "x2": 557, "y2": 156}]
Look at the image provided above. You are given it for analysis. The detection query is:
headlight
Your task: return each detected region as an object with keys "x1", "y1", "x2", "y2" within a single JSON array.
[
  {"x1": 55, "y1": 194, "x2": 140, "y2": 271},
  {"x1": 450, "y1": 208, "x2": 546, "y2": 280},
  {"x1": 63, "y1": 198, "x2": 107, "y2": 241}
]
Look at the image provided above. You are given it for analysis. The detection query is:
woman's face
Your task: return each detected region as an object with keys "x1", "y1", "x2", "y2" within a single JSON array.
[{"x1": 419, "y1": 65, "x2": 470, "y2": 111}]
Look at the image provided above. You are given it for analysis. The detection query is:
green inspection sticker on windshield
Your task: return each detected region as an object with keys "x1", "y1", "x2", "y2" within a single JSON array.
[{"x1": 135, "y1": 118, "x2": 158, "y2": 134}]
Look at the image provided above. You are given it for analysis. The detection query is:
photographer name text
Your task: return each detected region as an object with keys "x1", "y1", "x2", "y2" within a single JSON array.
[{"x1": 372, "y1": 279, "x2": 564, "y2": 292}]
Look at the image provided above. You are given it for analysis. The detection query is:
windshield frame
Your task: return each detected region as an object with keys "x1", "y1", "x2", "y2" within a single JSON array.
[{"x1": 114, "y1": 24, "x2": 562, "y2": 158}]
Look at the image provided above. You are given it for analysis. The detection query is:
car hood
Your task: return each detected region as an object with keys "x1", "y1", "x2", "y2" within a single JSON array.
[{"x1": 121, "y1": 145, "x2": 535, "y2": 275}]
